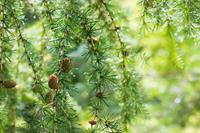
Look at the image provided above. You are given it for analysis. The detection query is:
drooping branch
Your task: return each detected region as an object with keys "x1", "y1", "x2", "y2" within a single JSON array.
[{"x1": 96, "y1": 0, "x2": 145, "y2": 132}]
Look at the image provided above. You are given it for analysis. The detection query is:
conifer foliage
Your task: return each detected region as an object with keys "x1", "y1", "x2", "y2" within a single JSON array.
[
  {"x1": 1, "y1": 0, "x2": 199, "y2": 132},
  {"x1": 140, "y1": 0, "x2": 200, "y2": 70},
  {"x1": 0, "y1": 0, "x2": 144, "y2": 132}
]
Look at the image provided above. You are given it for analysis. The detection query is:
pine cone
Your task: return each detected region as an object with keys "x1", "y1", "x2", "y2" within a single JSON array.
[
  {"x1": 60, "y1": 57, "x2": 72, "y2": 72},
  {"x1": 3, "y1": 80, "x2": 16, "y2": 88},
  {"x1": 89, "y1": 120, "x2": 96, "y2": 126},
  {"x1": 87, "y1": 37, "x2": 99, "y2": 45},
  {"x1": 87, "y1": 37, "x2": 99, "y2": 52},
  {"x1": 95, "y1": 92, "x2": 104, "y2": 98},
  {"x1": 45, "y1": 91, "x2": 53, "y2": 104},
  {"x1": 33, "y1": 83, "x2": 41, "y2": 93},
  {"x1": 48, "y1": 74, "x2": 59, "y2": 90},
  {"x1": 122, "y1": 49, "x2": 129, "y2": 57}
]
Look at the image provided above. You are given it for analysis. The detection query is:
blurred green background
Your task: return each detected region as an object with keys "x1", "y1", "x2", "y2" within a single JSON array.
[{"x1": 122, "y1": 0, "x2": 200, "y2": 133}]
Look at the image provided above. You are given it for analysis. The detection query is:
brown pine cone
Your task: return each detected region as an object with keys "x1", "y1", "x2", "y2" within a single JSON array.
[
  {"x1": 60, "y1": 57, "x2": 72, "y2": 72},
  {"x1": 45, "y1": 91, "x2": 53, "y2": 104},
  {"x1": 95, "y1": 92, "x2": 104, "y2": 98},
  {"x1": 48, "y1": 74, "x2": 59, "y2": 90},
  {"x1": 3, "y1": 80, "x2": 16, "y2": 88},
  {"x1": 89, "y1": 120, "x2": 96, "y2": 126}
]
